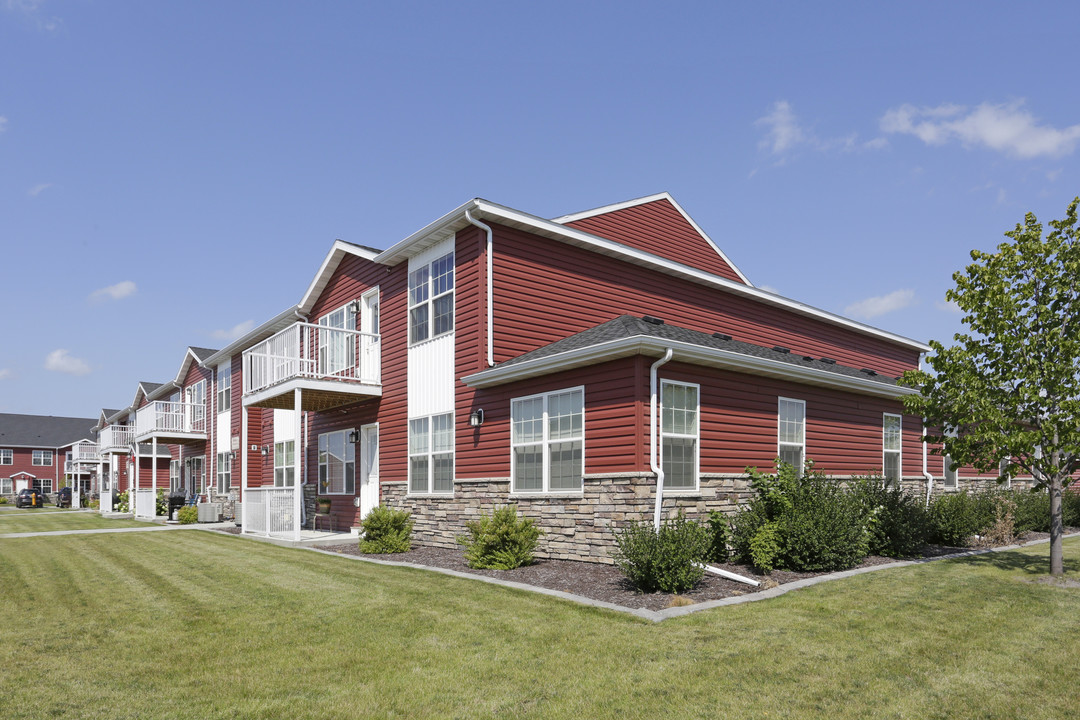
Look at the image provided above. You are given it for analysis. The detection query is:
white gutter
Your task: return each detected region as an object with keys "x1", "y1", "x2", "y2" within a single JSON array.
[
  {"x1": 650, "y1": 349, "x2": 674, "y2": 529},
  {"x1": 465, "y1": 209, "x2": 495, "y2": 367},
  {"x1": 919, "y1": 357, "x2": 933, "y2": 507}
]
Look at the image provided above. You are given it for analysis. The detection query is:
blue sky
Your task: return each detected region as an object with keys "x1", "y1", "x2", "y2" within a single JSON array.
[{"x1": 3, "y1": 1, "x2": 1079, "y2": 418}]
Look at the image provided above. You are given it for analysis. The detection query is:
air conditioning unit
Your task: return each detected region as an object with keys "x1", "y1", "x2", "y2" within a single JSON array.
[{"x1": 197, "y1": 503, "x2": 222, "y2": 523}]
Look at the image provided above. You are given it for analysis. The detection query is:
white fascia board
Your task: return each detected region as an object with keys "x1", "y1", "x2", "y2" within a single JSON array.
[
  {"x1": 462, "y1": 335, "x2": 919, "y2": 400},
  {"x1": 551, "y1": 192, "x2": 753, "y2": 286},
  {"x1": 200, "y1": 306, "x2": 303, "y2": 367},
  {"x1": 298, "y1": 240, "x2": 381, "y2": 315},
  {"x1": 373, "y1": 199, "x2": 479, "y2": 266},
  {"x1": 171, "y1": 348, "x2": 202, "y2": 386},
  {"x1": 145, "y1": 381, "x2": 180, "y2": 403}
]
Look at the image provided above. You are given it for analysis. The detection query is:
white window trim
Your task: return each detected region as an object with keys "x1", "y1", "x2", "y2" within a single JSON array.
[
  {"x1": 32, "y1": 450, "x2": 53, "y2": 466},
  {"x1": 0, "y1": 449, "x2": 12, "y2": 465},
  {"x1": 318, "y1": 431, "x2": 355, "y2": 496},
  {"x1": 510, "y1": 386, "x2": 585, "y2": 495},
  {"x1": 216, "y1": 451, "x2": 232, "y2": 492},
  {"x1": 883, "y1": 413, "x2": 902, "y2": 485},
  {"x1": 660, "y1": 379, "x2": 700, "y2": 493},
  {"x1": 777, "y1": 397, "x2": 806, "y2": 473},
  {"x1": 217, "y1": 363, "x2": 232, "y2": 414},
  {"x1": 408, "y1": 412, "x2": 455, "y2": 496},
  {"x1": 274, "y1": 441, "x2": 296, "y2": 488},
  {"x1": 408, "y1": 251, "x2": 455, "y2": 346},
  {"x1": 1, "y1": 478, "x2": 11, "y2": 494}
]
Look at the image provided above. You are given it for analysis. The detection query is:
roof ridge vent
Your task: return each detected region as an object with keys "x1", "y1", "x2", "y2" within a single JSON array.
[
  {"x1": 802, "y1": 355, "x2": 814, "y2": 362},
  {"x1": 771, "y1": 346, "x2": 790, "y2": 354},
  {"x1": 860, "y1": 368, "x2": 878, "y2": 376},
  {"x1": 641, "y1": 315, "x2": 665, "y2": 325},
  {"x1": 712, "y1": 332, "x2": 732, "y2": 341},
  {"x1": 819, "y1": 357, "x2": 837, "y2": 364}
]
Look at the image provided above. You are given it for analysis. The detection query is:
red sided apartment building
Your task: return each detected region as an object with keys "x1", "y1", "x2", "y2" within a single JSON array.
[
  {"x1": 0, "y1": 414, "x2": 98, "y2": 499},
  {"x1": 91, "y1": 193, "x2": 1014, "y2": 560}
]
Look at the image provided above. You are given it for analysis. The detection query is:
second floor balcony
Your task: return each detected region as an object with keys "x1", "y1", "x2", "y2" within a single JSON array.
[
  {"x1": 98, "y1": 424, "x2": 135, "y2": 453},
  {"x1": 70, "y1": 442, "x2": 100, "y2": 464},
  {"x1": 134, "y1": 401, "x2": 207, "y2": 444},
  {"x1": 242, "y1": 321, "x2": 381, "y2": 411}
]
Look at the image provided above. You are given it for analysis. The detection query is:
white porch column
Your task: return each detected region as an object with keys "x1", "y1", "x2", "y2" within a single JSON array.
[
  {"x1": 293, "y1": 389, "x2": 302, "y2": 541},
  {"x1": 241, "y1": 404, "x2": 248, "y2": 533},
  {"x1": 150, "y1": 438, "x2": 156, "y2": 510}
]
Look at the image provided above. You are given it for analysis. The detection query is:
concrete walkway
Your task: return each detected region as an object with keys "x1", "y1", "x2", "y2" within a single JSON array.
[{"x1": 0, "y1": 522, "x2": 236, "y2": 539}]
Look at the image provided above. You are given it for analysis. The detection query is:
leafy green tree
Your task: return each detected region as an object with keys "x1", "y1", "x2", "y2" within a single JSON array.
[{"x1": 902, "y1": 198, "x2": 1080, "y2": 576}]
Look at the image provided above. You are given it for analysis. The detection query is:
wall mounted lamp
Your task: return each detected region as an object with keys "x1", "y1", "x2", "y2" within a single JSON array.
[{"x1": 469, "y1": 409, "x2": 484, "y2": 427}]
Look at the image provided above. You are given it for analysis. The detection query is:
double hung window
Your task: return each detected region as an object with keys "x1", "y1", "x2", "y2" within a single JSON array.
[
  {"x1": 169, "y1": 460, "x2": 180, "y2": 492},
  {"x1": 33, "y1": 478, "x2": 51, "y2": 493},
  {"x1": 511, "y1": 388, "x2": 584, "y2": 493},
  {"x1": 0, "y1": 449, "x2": 11, "y2": 465},
  {"x1": 409, "y1": 252, "x2": 454, "y2": 344},
  {"x1": 1, "y1": 478, "x2": 11, "y2": 494},
  {"x1": 217, "y1": 364, "x2": 231, "y2": 413},
  {"x1": 661, "y1": 381, "x2": 699, "y2": 490},
  {"x1": 216, "y1": 452, "x2": 231, "y2": 492},
  {"x1": 409, "y1": 414, "x2": 454, "y2": 494},
  {"x1": 274, "y1": 441, "x2": 295, "y2": 487},
  {"x1": 778, "y1": 398, "x2": 806, "y2": 473},
  {"x1": 318, "y1": 431, "x2": 355, "y2": 494},
  {"x1": 32, "y1": 450, "x2": 53, "y2": 466},
  {"x1": 883, "y1": 413, "x2": 902, "y2": 485}
]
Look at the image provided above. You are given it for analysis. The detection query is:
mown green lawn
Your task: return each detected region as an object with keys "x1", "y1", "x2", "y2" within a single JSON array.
[
  {"x1": 0, "y1": 529, "x2": 1077, "y2": 719},
  {"x1": 0, "y1": 509, "x2": 152, "y2": 534}
]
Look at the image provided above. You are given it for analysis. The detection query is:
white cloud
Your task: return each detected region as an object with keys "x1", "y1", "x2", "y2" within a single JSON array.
[
  {"x1": 755, "y1": 101, "x2": 888, "y2": 160},
  {"x1": 0, "y1": 368, "x2": 11, "y2": 380},
  {"x1": 844, "y1": 289, "x2": 916, "y2": 320},
  {"x1": 211, "y1": 320, "x2": 255, "y2": 341},
  {"x1": 44, "y1": 349, "x2": 90, "y2": 376},
  {"x1": 4, "y1": 1, "x2": 61, "y2": 31},
  {"x1": 90, "y1": 280, "x2": 137, "y2": 301},
  {"x1": 28, "y1": 182, "x2": 52, "y2": 197},
  {"x1": 880, "y1": 100, "x2": 1080, "y2": 159},
  {"x1": 935, "y1": 299, "x2": 964, "y2": 315}
]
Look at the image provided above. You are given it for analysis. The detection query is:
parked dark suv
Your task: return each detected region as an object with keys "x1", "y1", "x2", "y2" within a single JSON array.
[
  {"x1": 55, "y1": 486, "x2": 72, "y2": 508},
  {"x1": 15, "y1": 488, "x2": 45, "y2": 508}
]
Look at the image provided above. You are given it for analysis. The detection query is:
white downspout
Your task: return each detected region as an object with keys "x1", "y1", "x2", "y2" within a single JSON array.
[
  {"x1": 465, "y1": 208, "x2": 494, "y2": 367},
  {"x1": 918, "y1": 357, "x2": 933, "y2": 507},
  {"x1": 650, "y1": 349, "x2": 674, "y2": 529}
]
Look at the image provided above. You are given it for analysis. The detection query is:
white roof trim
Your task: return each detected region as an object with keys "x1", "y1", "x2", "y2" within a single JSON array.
[
  {"x1": 551, "y1": 192, "x2": 753, "y2": 286},
  {"x1": 372, "y1": 197, "x2": 928, "y2": 352},
  {"x1": 201, "y1": 306, "x2": 302, "y2": 366},
  {"x1": 462, "y1": 335, "x2": 919, "y2": 400},
  {"x1": 298, "y1": 240, "x2": 380, "y2": 315}
]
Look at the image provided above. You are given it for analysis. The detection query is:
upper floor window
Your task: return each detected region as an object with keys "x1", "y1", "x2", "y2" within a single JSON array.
[
  {"x1": 883, "y1": 413, "x2": 902, "y2": 485},
  {"x1": 778, "y1": 398, "x2": 806, "y2": 473},
  {"x1": 319, "y1": 304, "x2": 357, "y2": 375},
  {"x1": 661, "y1": 381, "x2": 699, "y2": 490},
  {"x1": 409, "y1": 252, "x2": 454, "y2": 344},
  {"x1": 318, "y1": 431, "x2": 355, "y2": 495},
  {"x1": 511, "y1": 388, "x2": 584, "y2": 493},
  {"x1": 32, "y1": 450, "x2": 53, "y2": 466},
  {"x1": 217, "y1": 364, "x2": 231, "y2": 413},
  {"x1": 0, "y1": 449, "x2": 11, "y2": 465}
]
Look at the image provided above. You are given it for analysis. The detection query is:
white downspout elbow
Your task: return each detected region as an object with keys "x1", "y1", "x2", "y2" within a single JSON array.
[
  {"x1": 917, "y1": 358, "x2": 933, "y2": 507},
  {"x1": 465, "y1": 208, "x2": 494, "y2": 367},
  {"x1": 650, "y1": 348, "x2": 674, "y2": 529}
]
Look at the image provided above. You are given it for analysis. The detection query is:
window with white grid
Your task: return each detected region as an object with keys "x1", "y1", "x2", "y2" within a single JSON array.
[
  {"x1": 661, "y1": 381, "x2": 699, "y2": 490},
  {"x1": 318, "y1": 431, "x2": 355, "y2": 495},
  {"x1": 883, "y1": 413, "x2": 902, "y2": 485},
  {"x1": 778, "y1": 398, "x2": 806, "y2": 473},
  {"x1": 217, "y1": 363, "x2": 231, "y2": 413},
  {"x1": 32, "y1": 450, "x2": 53, "y2": 466},
  {"x1": 512, "y1": 387, "x2": 584, "y2": 493},
  {"x1": 0, "y1": 449, "x2": 11, "y2": 465},
  {"x1": 408, "y1": 252, "x2": 454, "y2": 344},
  {"x1": 409, "y1": 413, "x2": 454, "y2": 494}
]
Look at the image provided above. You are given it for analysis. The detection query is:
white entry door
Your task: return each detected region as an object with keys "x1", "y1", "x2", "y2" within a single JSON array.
[{"x1": 359, "y1": 424, "x2": 379, "y2": 520}]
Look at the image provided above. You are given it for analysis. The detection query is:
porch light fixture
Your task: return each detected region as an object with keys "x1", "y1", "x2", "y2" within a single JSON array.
[
  {"x1": 469, "y1": 409, "x2": 484, "y2": 427},
  {"x1": 349, "y1": 299, "x2": 362, "y2": 314},
  {"x1": 347, "y1": 429, "x2": 361, "y2": 443},
  {"x1": 261, "y1": 445, "x2": 269, "y2": 456}
]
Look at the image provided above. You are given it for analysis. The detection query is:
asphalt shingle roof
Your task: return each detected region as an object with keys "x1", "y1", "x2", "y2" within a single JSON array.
[
  {"x1": 493, "y1": 315, "x2": 901, "y2": 388},
  {"x1": 189, "y1": 347, "x2": 219, "y2": 362},
  {"x1": 0, "y1": 414, "x2": 98, "y2": 448}
]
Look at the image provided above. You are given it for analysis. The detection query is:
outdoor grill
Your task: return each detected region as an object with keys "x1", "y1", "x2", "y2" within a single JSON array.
[{"x1": 167, "y1": 491, "x2": 187, "y2": 520}]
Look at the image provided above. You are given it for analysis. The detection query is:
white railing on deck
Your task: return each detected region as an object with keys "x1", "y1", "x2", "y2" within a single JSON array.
[
  {"x1": 72, "y1": 442, "x2": 100, "y2": 463},
  {"x1": 99, "y1": 425, "x2": 135, "y2": 452},
  {"x1": 135, "y1": 401, "x2": 206, "y2": 437},
  {"x1": 243, "y1": 321, "x2": 380, "y2": 396},
  {"x1": 243, "y1": 487, "x2": 299, "y2": 540},
  {"x1": 133, "y1": 489, "x2": 157, "y2": 518}
]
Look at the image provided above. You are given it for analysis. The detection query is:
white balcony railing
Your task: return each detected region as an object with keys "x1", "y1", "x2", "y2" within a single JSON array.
[
  {"x1": 71, "y1": 442, "x2": 100, "y2": 463},
  {"x1": 135, "y1": 401, "x2": 207, "y2": 438},
  {"x1": 242, "y1": 321, "x2": 380, "y2": 396},
  {"x1": 243, "y1": 487, "x2": 299, "y2": 540},
  {"x1": 99, "y1": 425, "x2": 135, "y2": 452}
]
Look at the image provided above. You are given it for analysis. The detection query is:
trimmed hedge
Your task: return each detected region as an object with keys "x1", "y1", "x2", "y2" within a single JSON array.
[
  {"x1": 613, "y1": 511, "x2": 710, "y2": 593},
  {"x1": 458, "y1": 505, "x2": 541, "y2": 570},
  {"x1": 359, "y1": 505, "x2": 414, "y2": 554}
]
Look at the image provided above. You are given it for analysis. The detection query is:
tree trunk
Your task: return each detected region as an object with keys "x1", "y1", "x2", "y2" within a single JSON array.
[{"x1": 1050, "y1": 473, "x2": 1064, "y2": 576}]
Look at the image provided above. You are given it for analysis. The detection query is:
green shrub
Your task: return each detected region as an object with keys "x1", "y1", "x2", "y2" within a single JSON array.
[
  {"x1": 458, "y1": 505, "x2": 541, "y2": 570},
  {"x1": 706, "y1": 511, "x2": 730, "y2": 563},
  {"x1": 930, "y1": 492, "x2": 984, "y2": 546},
  {"x1": 0, "y1": 496, "x2": 8, "y2": 505},
  {"x1": 612, "y1": 511, "x2": 710, "y2": 593},
  {"x1": 1013, "y1": 491, "x2": 1050, "y2": 534},
  {"x1": 116, "y1": 490, "x2": 130, "y2": 513},
  {"x1": 853, "y1": 476, "x2": 933, "y2": 558},
  {"x1": 1063, "y1": 489, "x2": 1080, "y2": 528},
  {"x1": 177, "y1": 505, "x2": 198, "y2": 524},
  {"x1": 731, "y1": 462, "x2": 871, "y2": 573},
  {"x1": 155, "y1": 490, "x2": 168, "y2": 517},
  {"x1": 359, "y1": 505, "x2": 414, "y2": 554}
]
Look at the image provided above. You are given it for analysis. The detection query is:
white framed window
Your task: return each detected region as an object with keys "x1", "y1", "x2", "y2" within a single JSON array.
[
  {"x1": 169, "y1": 460, "x2": 180, "y2": 492},
  {"x1": 33, "y1": 478, "x2": 51, "y2": 493},
  {"x1": 32, "y1": 450, "x2": 53, "y2": 466},
  {"x1": 187, "y1": 456, "x2": 206, "y2": 495},
  {"x1": 186, "y1": 380, "x2": 207, "y2": 431},
  {"x1": 409, "y1": 251, "x2": 454, "y2": 344},
  {"x1": 999, "y1": 457, "x2": 1011, "y2": 489},
  {"x1": 0, "y1": 449, "x2": 11, "y2": 465},
  {"x1": 661, "y1": 381, "x2": 699, "y2": 490},
  {"x1": 318, "y1": 431, "x2": 355, "y2": 495},
  {"x1": 778, "y1": 398, "x2": 806, "y2": 472},
  {"x1": 216, "y1": 452, "x2": 231, "y2": 493},
  {"x1": 1, "y1": 478, "x2": 12, "y2": 494},
  {"x1": 942, "y1": 454, "x2": 958, "y2": 490},
  {"x1": 217, "y1": 363, "x2": 231, "y2": 413},
  {"x1": 274, "y1": 441, "x2": 295, "y2": 487},
  {"x1": 409, "y1": 413, "x2": 454, "y2": 494},
  {"x1": 318, "y1": 303, "x2": 357, "y2": 376},
  {"x1": 883, "y1": 413, "x2": 902, "y2": 485},
  {"x1": 511, "y1": 387, "x2": 584, "y2": 494}
]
